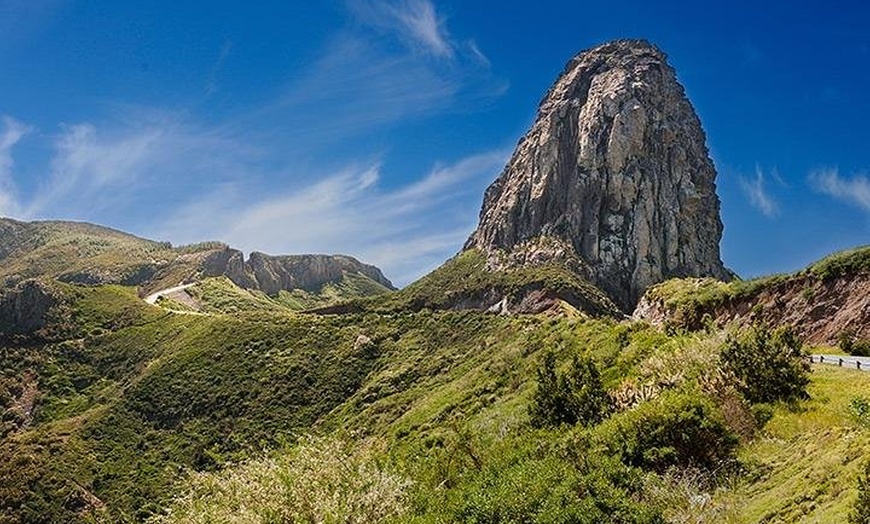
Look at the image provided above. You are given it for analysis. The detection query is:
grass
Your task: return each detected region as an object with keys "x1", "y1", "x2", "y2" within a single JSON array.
[
  {"x1": 717, "y1": 365, "x2": 870, "y2": 522},
  {"x1": 808, "y1": 245, "x2": 870, "y2": 280},
  {"x1": 355, "y1": 249, "x2": 621, "y2": 317},
  {"x1": 0, "y1": 218, "x2": 230, "y2": 295},
  {"x1": 0, "y1": 285, "x2": 679, "y2": 522},
  {"x1": 185, "y1": 277, "x2": 288, "y2": 314}
]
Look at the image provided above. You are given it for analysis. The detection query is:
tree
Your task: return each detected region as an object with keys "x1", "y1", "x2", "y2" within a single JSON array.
[{"x1": 530, "y1": 352, "x2": 609, "y2": 428}]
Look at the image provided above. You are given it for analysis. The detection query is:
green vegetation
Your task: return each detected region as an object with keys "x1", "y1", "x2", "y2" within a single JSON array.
[
  {"x1": 840, "y1": 329, "x2": 870, "y2": 357},
  {"x1": 720, "y1": 324, "x2": 809, "y2": 404},
  {"x1": 186, "y1": 276, "x2": 289, "y2": 313},
  {"x1": 596, "y1": 390, "x2": 738, "y2": 472},
  {"x1": 0, "y1": 218, "x2": 217, "y2": 292},
  {"x1": 0, "y1": 243, "x2": 868, "y2": 523},
  {"x1": 529, "y1": 352, "x2": 609, "y2": 427},
  {"x1": 359, "y1": 249, "x2": 620, "y2": 316},
  {"x1": 852, "y1": 460, "x2": 870, "y2": 524},
  {"x1": 808, "y1": 245, "x2": 870, "y2": 280},
  {"x1": 716, "y1": 366, "x2": 870, "y2": 522},
  {"x1": 148, "y1": 436, "x2": 411, "y2": 524},
  {"x1": 275, "y1": 271, "x2": 393, "y2": 311},
  {"x1": 850, "y1": 397, "x2": 870, "y2": 429}
]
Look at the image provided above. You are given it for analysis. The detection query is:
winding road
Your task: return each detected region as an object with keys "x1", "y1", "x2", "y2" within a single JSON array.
[{"x1": 143, "y1": 283, "x2": 196, "y2": 305}]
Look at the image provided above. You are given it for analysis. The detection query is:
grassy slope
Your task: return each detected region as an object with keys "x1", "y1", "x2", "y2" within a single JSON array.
[
  {"x1": 0, "y1": 219, "x2": 229, "y2": 295},
  {"x1": 0, "y1": 285, "x2": 389, "y2": 523},
  {"x1": 150, "y1": 333, "x2": 870, "y2": 524},
  {"x1": 0, "y1": 281, "x2": 664, "y2": 523},
  {"x1": 354, "y1": 249, "x2": 621, "y2": 316},
  {"x1": 179, "y1": 275, "x2": 394, "y2": 314},
  {"x1": 720, "y1": 366, "x2": 870, "y2": 523}
]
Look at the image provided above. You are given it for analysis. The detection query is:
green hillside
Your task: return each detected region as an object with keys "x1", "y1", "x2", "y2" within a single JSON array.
[
  {"x1": 338, "y1": 249, "x2": 622, "y2": 317},
  {"x1": 1, "y1": 263, "x2": 866, "y2": 523}
]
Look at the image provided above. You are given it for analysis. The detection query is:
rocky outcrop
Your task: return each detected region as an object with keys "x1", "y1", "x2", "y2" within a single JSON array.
[
  {"x1": 244, "y1": 253, "x2": 394, "y2": 295},
  {"x1": 465, "y1": 40, "x2": 730, "y2": 311},
  {"x1": 199, "y1": 246, "x2": 255, "y2": 288},
  {"x1": 0, "y1": 280, "x2": 58, "y2": 334},
  {"x1": 178, "y1": 247, "x2": 395, "y2": 296}
]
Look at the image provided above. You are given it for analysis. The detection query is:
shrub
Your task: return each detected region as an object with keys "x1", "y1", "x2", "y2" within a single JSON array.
[
  {"x1": 596, "y1": 391, "x2": 738, "y2": 472},
  {"x1": 149, "y1": 436, "x2": 410, "y2": 524},
  {"x1": 852, "y1": 459, "x2": 870, "y2": 524},
  {"x1": 851, "y1": 397, "x2": 870, "y2": 428},
  {"x1": 840, "y1": 329, "x2": 870, "y2": 357},
  {"x1": 530, "y1": 352, "x2": 610, "y2": 428},
  {"x1": 423, "y1": 432, "x2": 663, "y2": 524},
  {"x1": 720, "y1": 324, "x2": 809, "y2": 404}
]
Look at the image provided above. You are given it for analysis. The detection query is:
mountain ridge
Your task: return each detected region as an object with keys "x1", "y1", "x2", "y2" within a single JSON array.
[{"x1": 0, "y1": 217, "x2": 394, "y2": 306}]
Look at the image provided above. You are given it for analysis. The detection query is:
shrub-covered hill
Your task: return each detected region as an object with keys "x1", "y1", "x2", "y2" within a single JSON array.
[
  {"x1": 633, "y1": 245, "x2": 870, "y2": 344},
  {"x1": 2, "y1": 271, "x2": 867, "y2": 523},
  {"x1": 316, "y1": 248, "x2": 623, "y2": 317},
  {"x1": 0, "y1": 218, "x2": 200, "y2": 291}
]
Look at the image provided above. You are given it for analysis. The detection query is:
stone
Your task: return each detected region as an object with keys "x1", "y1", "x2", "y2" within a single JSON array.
[{"x1": 465, "y1": 39, "x2": 731, "y2": 310}]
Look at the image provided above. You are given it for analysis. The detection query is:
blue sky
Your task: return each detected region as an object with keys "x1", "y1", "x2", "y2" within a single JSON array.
[{"x1": 1, "y1": 0, "x2": 868, "y2": 285}]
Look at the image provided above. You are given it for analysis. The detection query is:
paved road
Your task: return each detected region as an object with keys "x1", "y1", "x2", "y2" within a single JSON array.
[
  {"x1": 810, "y1": 354, "x2": 870, "y2": 372},
  {"x1": 143, "y1": 283, "x2": 196, "y2": 305}
]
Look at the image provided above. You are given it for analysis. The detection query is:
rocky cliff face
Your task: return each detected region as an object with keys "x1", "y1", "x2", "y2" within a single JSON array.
[
  {"x1": 465, "y1": 40, "x2": 730, "y2": 310},
  {"x1": 244, "y1": 252, "x2": 394, "y2": 295},
  {"x1": 0, "y1": 280, "x2": 58, "y2": 335},
  {"x1": 191, "y1": 246, "x2": 394, "y2": 295}
]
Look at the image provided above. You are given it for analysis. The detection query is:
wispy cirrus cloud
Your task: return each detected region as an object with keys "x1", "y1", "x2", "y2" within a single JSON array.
[
  {"x1": 348, "y1": 0, "x2": 454, "y2": 58},
  {"x1": 156, "y1": 149, "x2": 508, "y2": 285},
  {"x1": 0, "y1": 115, "x2": 30, "y2": 216},
  {"x1": 256, "y1": 2, "x2": 503, "y2": 149},
  {"x1": 739, "y1": 166, "x2": 780, "y2": 217},
  {"x1": 809, "y1": 167, "x2": 870, "y2": 212},
  {"x1": 16, "y1": 111, "x2": 264, "y2": 226}
]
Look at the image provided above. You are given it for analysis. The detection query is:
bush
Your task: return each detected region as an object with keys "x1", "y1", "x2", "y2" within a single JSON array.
[
  {"x1": 840, "y1": 329, "x2": 870, "y2": 357},
  {"x1": 852, "y1": 459, "x2": 870, "y2": 523},
  {"x1": 530, "y1": 352, "x2": 610, "y2": 428},
  {"x1": 422, "y1": 432, "x2": 663, "y2": 524},
  {"x1": 596, "y1": 391, "x2": 738, "y2": 472},
  {"x1": 149, "y1": 436, "x2": 410, "y2": 524},
  {"x1": 851, "y1": 397, "x2": 870, "y2": 428},
  {"x1": 720, "y1": 324, "x2": 809, "y2": 404}
]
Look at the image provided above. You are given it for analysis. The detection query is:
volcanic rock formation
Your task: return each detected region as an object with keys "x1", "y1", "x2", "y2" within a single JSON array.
[{"x1": 465, "y1": 39, "x2": 731, "y2": 310}]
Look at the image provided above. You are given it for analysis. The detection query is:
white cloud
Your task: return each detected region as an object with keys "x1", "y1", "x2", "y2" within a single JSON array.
[
  {"x1": 739, "y1": 166, "x2": 780, "y2": 217},
  {"x1": 0, "y1": 3, "x2": 507, "y2": 286},
  {"x1": 0, "y1": 115, "x2": 30, "y2": 216},
  {"x1": 349, "y1": 0, "x2": 454, "y2": 58},
  {"x1": 257, "y1": 5, "x2": 501, "y2": 147},
  {"x1": 20, "y1": 112, "x2": 264, "y2": 225},
  {"x1": 267, "y1": 35, "x2": 459, "y2": 141},
  {"x1": 809, "y1": 167, "x2": 870, "y2": 212},
  {"x1": 155, "y1": 149, "x2": 508, "y2": 286}
]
